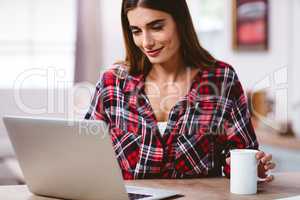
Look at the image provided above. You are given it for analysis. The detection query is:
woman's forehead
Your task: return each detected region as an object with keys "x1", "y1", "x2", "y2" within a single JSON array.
[{"x1": 127, "y1": 7, "x2": 171, "y2": 27}]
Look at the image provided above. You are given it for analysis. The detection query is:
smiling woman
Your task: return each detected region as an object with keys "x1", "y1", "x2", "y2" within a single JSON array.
[
  {"x1": 85, "y1": 0, "x2": 275, "y2": 181},
  {"x1": 120, "y1": 0, "x2": 215, "y2": 76},
  {"x1": 127, "y1": 7, "x2": 183, "y2": 68}
]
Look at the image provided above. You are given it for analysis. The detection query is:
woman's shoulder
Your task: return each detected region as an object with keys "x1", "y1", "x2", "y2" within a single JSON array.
[
  {"x1": 196, "y1": 60, "x2": 245, "y2": 101},
  {"x1": 96, "y1": 63, "x2": 139, "y2": 92},
  {"x1": 97, "y1": 63, "x2": 128, "y2": 83},
  {"x1": 202, "y1": 60, "x2": 239, "y2": 81},
  {"x1": 204, "y1": 60, "x2": 236, "y2": 73}
]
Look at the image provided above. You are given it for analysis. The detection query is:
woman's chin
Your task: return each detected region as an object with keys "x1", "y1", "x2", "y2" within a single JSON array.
[{"x1": 147, "y1": 57, "x2": 167, "y2": 64}]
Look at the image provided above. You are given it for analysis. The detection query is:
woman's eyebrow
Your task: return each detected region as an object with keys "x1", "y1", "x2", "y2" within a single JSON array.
[{"x1": 129, "y1": 19, "x2": 166, "y2": 29}]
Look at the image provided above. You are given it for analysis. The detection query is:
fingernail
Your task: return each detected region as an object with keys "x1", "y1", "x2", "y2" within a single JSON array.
[{"x1": 265, "y1": 165, "x2": 268, "y2": 170}]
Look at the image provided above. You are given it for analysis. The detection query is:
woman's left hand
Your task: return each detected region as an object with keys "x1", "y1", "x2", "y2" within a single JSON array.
[{"x1": 256, "y1": 151, "x2": 276, "y2": 183}]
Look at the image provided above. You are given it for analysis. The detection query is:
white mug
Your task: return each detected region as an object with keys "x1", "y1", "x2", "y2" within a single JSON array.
[{"x1": 230, "y1": 149, "x2": 261, "y2": 195}]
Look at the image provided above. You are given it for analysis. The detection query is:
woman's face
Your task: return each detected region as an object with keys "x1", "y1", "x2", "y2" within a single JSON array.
[{"x1": 127, "y1": 7, "x2": 181, "y2": 65}]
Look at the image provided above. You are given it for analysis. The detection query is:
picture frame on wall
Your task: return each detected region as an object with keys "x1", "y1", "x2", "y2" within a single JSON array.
[{"x1": 232, "y1": 0, "x2": 269, "y2": 51}]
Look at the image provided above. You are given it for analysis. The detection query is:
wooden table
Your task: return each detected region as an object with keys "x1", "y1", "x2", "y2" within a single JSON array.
[{"x1": 0, "y1": 172, "x2": 299, "y2": 200}]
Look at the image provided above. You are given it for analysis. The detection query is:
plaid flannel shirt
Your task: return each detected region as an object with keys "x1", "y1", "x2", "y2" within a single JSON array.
[{"x1": 85, "y1": 61, "x2": 258, "y2": 179}]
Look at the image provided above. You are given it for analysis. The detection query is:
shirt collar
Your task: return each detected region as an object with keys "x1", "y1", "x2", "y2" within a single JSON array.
[{"x1": 122, "y1": 65, "x2": 204, "y2": 99}]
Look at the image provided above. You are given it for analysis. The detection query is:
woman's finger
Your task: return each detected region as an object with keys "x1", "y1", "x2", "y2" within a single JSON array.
[
  {"x1": 261, "y1": 153, "x2": 272, "y2": 164},
  {"x1": 258, "y1": 174, "x2": 274, "y2": 184},
  {"x1": 256, "y1": 151, "x2": 265, "y2": 160},
  {"x1": 264, "y1": 162, "x2": 276, "y2": 170},
  {"x1": 264, "y1": 175, "x2": 274, "y2": 182}
]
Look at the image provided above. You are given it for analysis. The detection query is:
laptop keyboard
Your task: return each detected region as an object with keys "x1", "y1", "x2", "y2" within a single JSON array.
[{"x1": 128, "y1": 193, "x2": 152, "y2": 200}]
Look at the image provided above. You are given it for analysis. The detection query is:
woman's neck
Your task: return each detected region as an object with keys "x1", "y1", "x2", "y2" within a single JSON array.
[{"x1": 147, "y1": 56, "x2": 186, "y2": 83}]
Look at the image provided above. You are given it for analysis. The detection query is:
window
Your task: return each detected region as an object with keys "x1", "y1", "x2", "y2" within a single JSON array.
[
  {"x1": 187, "y1": 0, "x2": 224, "y2": 32},
  {"x1": 187, "y1": 0, "x2": 225, "y2": 57},
  {"x1": 0, "y1": 0, "x2": 76, "y2": 88}
]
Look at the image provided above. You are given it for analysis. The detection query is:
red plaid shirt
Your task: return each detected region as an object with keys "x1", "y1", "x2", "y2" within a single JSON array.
[{"x1": 85, "y1": 61, "x2": 258, "y2": 179}]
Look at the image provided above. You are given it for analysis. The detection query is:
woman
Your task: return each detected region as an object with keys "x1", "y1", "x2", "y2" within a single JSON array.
[{"x1": 85, "y1": 0, "x2": 275, "y2": 180}]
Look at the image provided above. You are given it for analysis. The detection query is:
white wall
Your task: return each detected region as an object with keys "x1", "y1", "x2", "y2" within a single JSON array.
[
  {"x1": 201, "y1": 0, "x2": 293, "y2": 127},
  {"x1": 219, "y1": 0, "x2": 290, "y2": 89},
  {"x1": 290, "y1": 0, "x2": 300, "y2": 136},
  {"x1": 98, "y1": 0, "x2": 124, "y2": 70}
]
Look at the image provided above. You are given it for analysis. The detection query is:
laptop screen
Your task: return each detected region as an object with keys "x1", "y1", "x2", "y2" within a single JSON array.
[{"x1": 128, "y1": 192, "x2": 152, "y2": 200}]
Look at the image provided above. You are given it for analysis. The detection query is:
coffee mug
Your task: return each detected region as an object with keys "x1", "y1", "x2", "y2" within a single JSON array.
[{"x1": 230, "y1": 149, "x2": 264, "y2": 195}]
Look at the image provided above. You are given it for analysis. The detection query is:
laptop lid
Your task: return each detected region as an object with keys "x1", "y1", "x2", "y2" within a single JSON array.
[{"x1": 3, "y1": 116, "x2": 129, "y2": 200}]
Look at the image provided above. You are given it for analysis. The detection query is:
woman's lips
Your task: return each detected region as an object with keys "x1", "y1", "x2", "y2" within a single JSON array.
[{"x1": 146, "y1": 47, "x2": 164, "y2": 57}]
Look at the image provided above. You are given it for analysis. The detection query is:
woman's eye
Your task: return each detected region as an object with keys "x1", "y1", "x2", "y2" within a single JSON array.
[
  {"x1": 152, "y1": 25, "x2": 163, "y2": 30},
  {"x1": 131, "y1": 29, "x2": 141, "y2": 35}
]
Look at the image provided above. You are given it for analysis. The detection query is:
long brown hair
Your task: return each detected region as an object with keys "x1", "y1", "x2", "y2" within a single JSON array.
[{"x1": 121, "y1": 0, "x2": 216, "y2": 76}]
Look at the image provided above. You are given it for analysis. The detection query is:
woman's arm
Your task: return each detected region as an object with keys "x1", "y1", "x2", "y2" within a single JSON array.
[
  {"x1": 85, "y1": 73, "x2": 109, "y2": 122},
  {"x1": 222, "y1": 67, "x2": 275, "y2": 182}
]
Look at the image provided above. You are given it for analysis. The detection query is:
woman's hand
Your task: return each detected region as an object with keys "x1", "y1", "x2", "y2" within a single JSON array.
[
  {"x1": 226, "y1": 150, "x2": 276, "y2": 183},
  {"x1": 256, "y1": 151, "x2": 276, "y2": 183}
]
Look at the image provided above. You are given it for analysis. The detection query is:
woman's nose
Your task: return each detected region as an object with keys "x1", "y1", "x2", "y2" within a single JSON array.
[{"x1": 142, "y1": 32, "x2": 155, "y2": 50}]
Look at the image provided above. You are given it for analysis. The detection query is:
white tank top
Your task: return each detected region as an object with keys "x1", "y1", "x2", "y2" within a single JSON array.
[{"x1": 157, "y1": 122, "x2": 168, "y2": 136}]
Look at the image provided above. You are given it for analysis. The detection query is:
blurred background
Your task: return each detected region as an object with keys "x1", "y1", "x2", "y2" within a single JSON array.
[{"x1": 0, "y1": 0, "x2": 299, "y2": 184}]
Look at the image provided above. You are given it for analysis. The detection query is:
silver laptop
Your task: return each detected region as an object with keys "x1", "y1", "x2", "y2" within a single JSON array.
[{"x1": 3, "y1": 116, "x2": 179, "y2": 200}]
